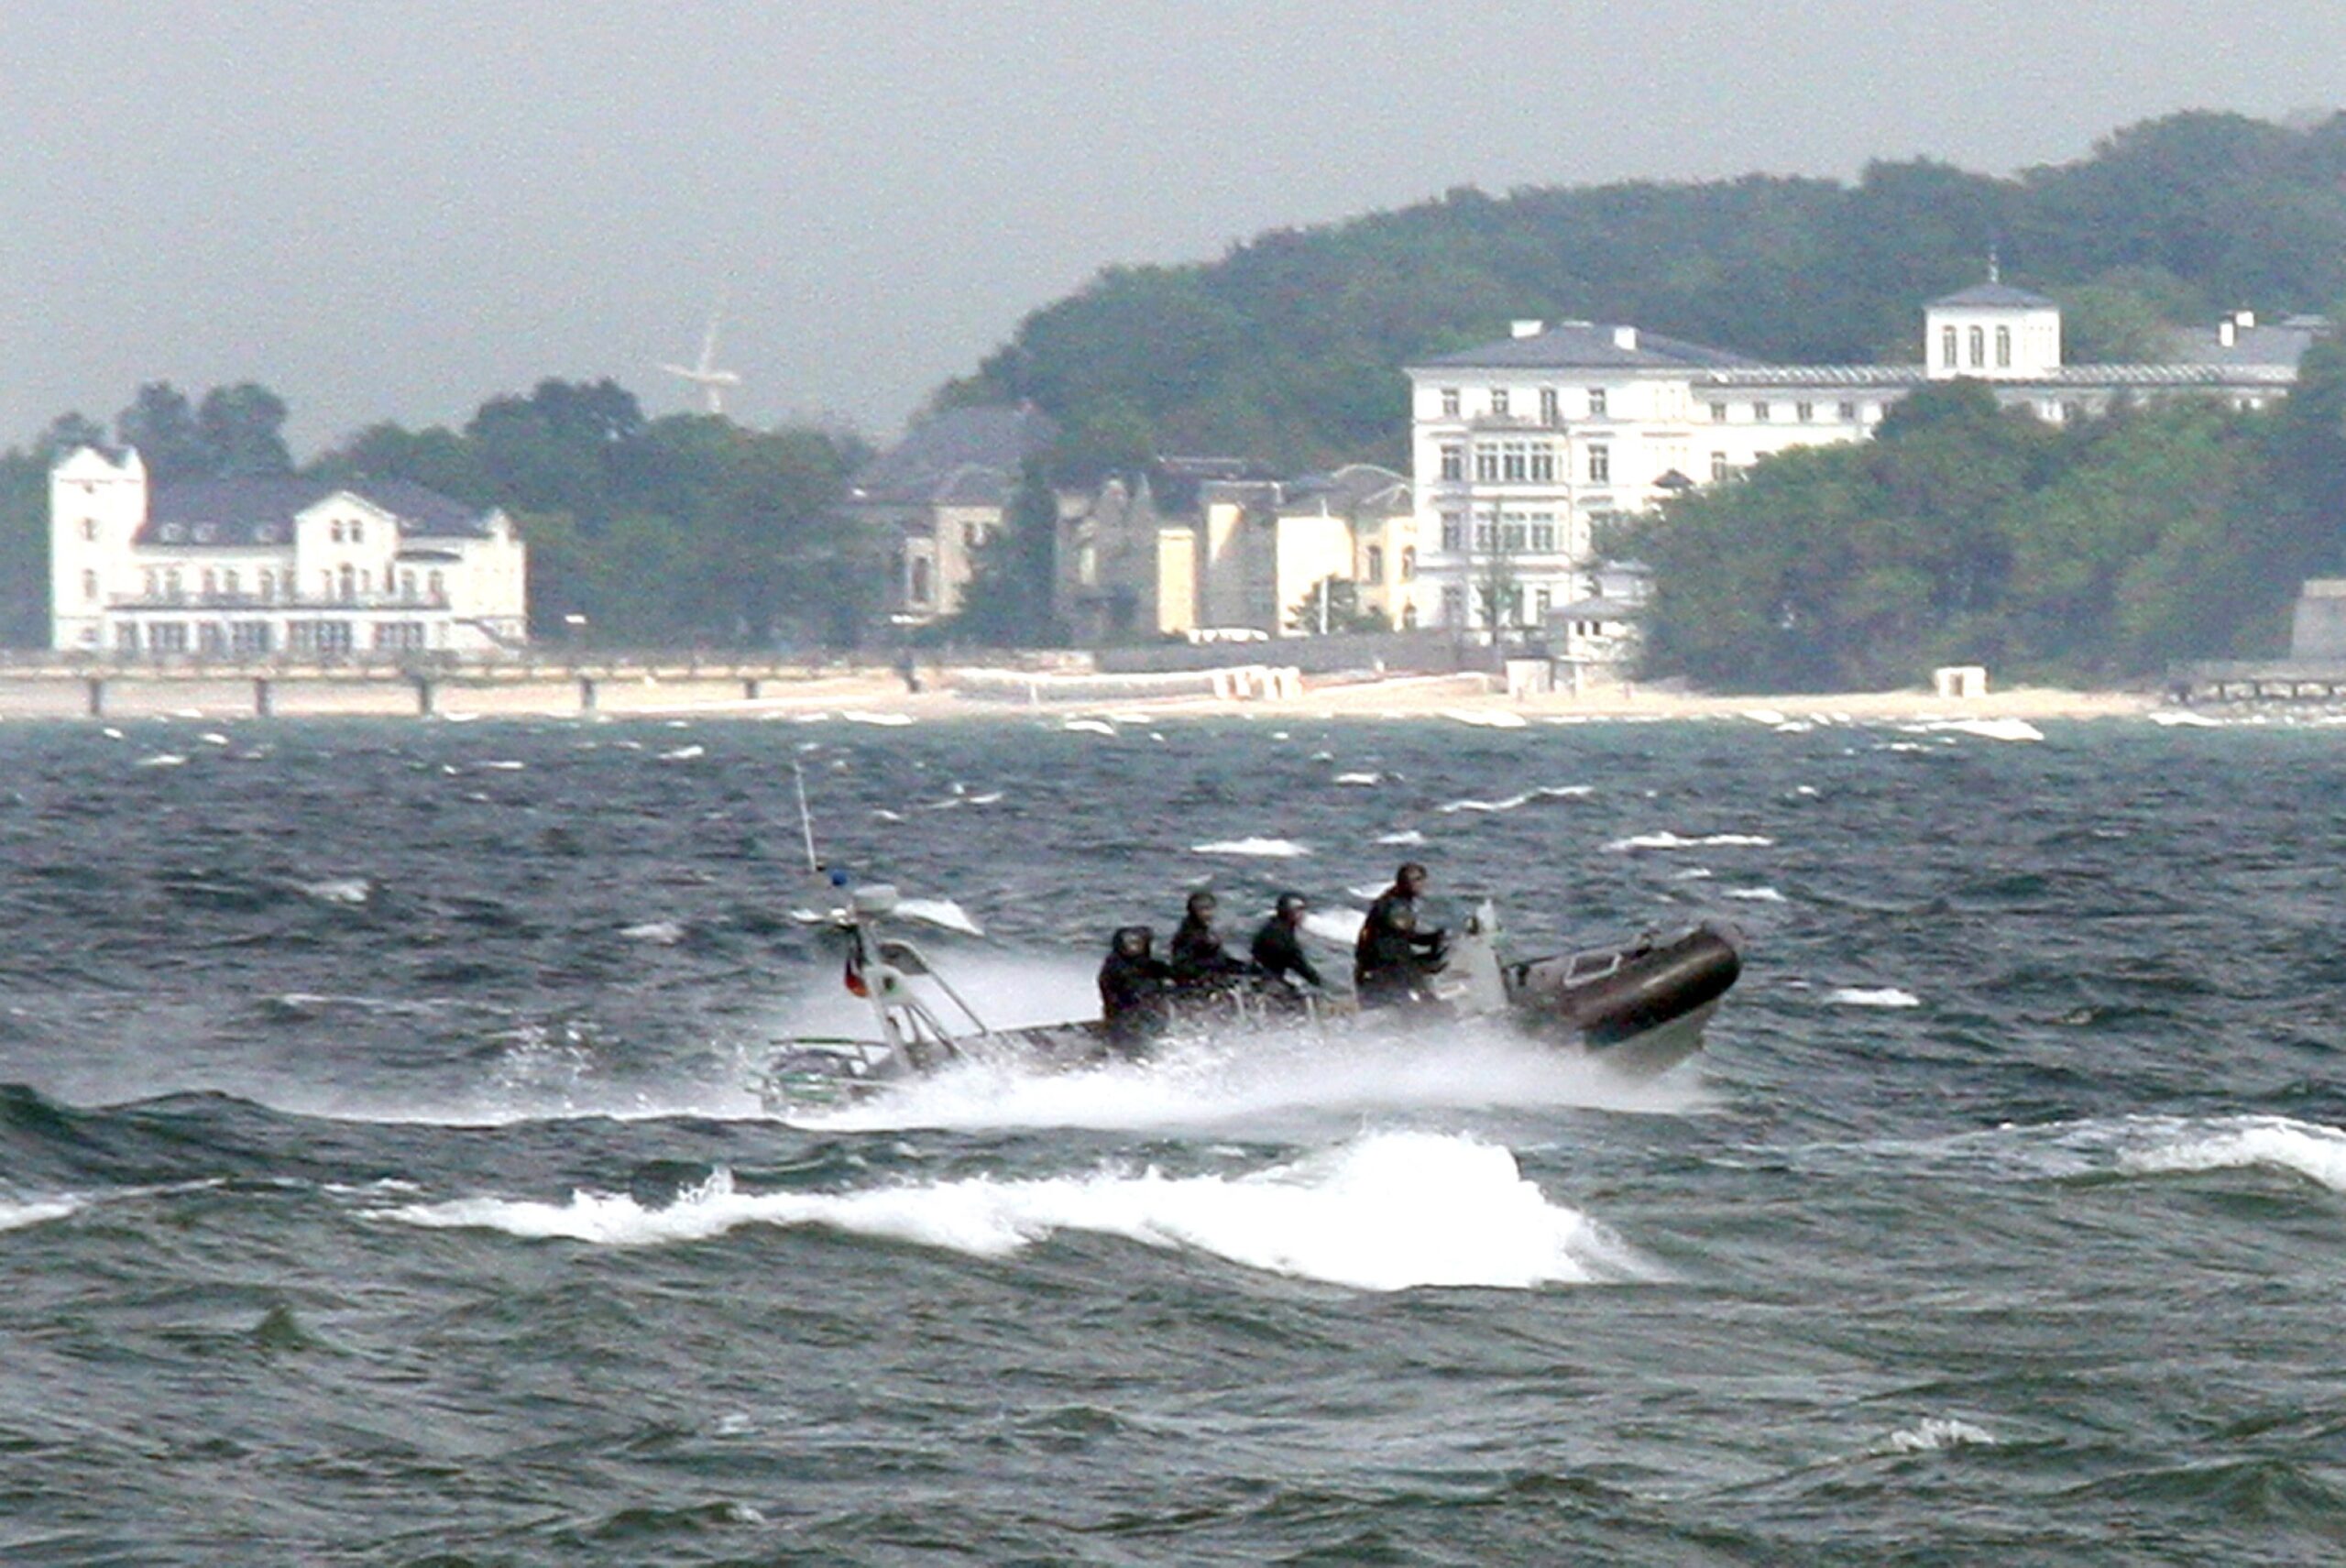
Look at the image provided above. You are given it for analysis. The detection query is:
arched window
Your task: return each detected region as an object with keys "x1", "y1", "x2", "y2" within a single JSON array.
[
  {"x1": 1968, "y1": 326, "x2": 1985, "y2": 367},
  {"x1": 1365, "y1": 544, "x2": 1384, "y2": 585},
  {"x1": 350, "y1": 520, "x2": 363, "y2": 543},
  {"x1": 427, "y1": 570, "x2": 445, "y2": 601},
  {"x1": 1400, "y1": 547, "x2": 1417, "y2": 581},
  {"x1": 1941, "y1": 325, "x2": 1957, "y2": 367},
  {"x1": 1996, "y1": 325, "x2": 2012, "y2": 368},
  {"x1": 222, "y1": 569, "x2": 238, "y2": 597},
  {"x1": 338, "y1": 565, "x2": 356, "y2": 599},
  {"x1": 330, "y1": 521, "x2": 344, "y2": 543}
]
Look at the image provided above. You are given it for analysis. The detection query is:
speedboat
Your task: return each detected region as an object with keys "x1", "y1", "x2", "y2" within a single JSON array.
[{"x1": 753, "y1": 879, "x2": 1741, "y2": 1111}]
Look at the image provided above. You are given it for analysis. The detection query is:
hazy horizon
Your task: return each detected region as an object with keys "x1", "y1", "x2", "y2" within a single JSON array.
[{"x1": 6, "y1": 0, "x2": 2345, "y2": 458}]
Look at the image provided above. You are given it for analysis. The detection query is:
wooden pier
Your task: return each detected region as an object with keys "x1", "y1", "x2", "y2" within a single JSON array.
[{"x1": 0, "y1": 652, "x2": 851, "y2": 718}]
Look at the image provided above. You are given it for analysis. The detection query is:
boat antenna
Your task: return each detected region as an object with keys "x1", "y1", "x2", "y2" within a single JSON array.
[{"x1": 791, "y1": 759, "x2": 823, "y2": 875}]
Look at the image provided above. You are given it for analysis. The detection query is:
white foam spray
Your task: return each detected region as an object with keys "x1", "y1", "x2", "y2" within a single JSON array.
[{"x1": 381, "y1": 1131, "x2": 1658, "y2": 1291}]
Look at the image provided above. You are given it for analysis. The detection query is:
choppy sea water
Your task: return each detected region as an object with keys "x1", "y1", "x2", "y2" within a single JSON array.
[{"x1": 5, "y1": 709, "x2": 2346, "y2": 1564}]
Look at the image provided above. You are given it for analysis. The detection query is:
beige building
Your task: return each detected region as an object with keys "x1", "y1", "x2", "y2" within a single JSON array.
[
  {"x1": 848, "y1": 405, "x2": 1059, "y2": 624},
  {"x1": 1056, "y1": 461, "x2": 1413, "y2": 641}
]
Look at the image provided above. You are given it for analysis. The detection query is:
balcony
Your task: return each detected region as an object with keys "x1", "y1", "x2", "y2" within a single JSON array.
[{"x1": 111, "y1": 590, "x2": 452, "y2": 611}]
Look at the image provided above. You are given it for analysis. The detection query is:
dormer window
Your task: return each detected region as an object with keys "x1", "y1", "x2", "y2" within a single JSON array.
[
  {"x1": 1490, "y1": 389, "x2": 1510, "y2": 417},
  {"x1": 1440, "y1": 388, "x2": 1460, "y2": 416}
]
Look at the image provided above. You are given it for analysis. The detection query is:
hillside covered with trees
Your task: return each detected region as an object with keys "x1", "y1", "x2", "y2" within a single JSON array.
[
  {"x1": 6, "y1": 109, "x2": 2346, "y2": 673},
  {"x1": 945, "y1": 111, "x2": 2346, "y2": 475},
  {"x1": 1629, "y1": 350, "x2": 2346, "y2": 690}
]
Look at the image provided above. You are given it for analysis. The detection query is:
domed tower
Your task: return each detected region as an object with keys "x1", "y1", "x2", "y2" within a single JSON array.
[{"x1": 49, "y1": 445, "x2": 148, "y2": 651}]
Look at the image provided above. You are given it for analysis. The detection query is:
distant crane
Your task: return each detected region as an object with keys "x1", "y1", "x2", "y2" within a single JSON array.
[{"x1": 662, "y1": 313, "x2": 743, "y2": 415}]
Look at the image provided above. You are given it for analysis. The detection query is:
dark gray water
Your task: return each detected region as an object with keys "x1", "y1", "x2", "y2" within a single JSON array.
[{"x1": 4, "y1": 711, "x2": 2345, "y2": 1564}]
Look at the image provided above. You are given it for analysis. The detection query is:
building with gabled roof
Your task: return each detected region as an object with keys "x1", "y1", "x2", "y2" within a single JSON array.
[
  {"x1": 848, "y1": 404, "x2": 1059, "y2": 623},
  {"x1": 49, "y1": 446, "x2": 526, "y2": 657}
]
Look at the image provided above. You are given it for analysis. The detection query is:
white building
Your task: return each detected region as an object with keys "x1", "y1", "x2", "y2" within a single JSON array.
[
  {"x1": 50, "y1": 446, "x2": 527, "y2": 657},
  {"x1": 1406, "y1": 287, "x2": 2326, "y2": 637}
]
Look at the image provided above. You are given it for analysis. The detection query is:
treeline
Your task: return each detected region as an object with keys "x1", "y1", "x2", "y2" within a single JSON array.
[
  {"x1": 0, "y1": 379, "x2": 877, "y2": 648},
  {"x1": 1629, "y1": 353, "x2": 2346, "y2": 690},
  {"x1": 945, "y1": 112, "x2": 2346, "y2": 472}
]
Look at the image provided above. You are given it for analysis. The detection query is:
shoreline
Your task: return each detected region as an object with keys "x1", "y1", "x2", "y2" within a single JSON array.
[{"x1": 0, "y1": 668, "x2": 2166, "y2": 724}]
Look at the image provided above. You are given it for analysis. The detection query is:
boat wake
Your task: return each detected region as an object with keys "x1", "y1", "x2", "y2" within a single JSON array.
[
  {"x1": 784, "y1": 1010, "x2": 1711, "y2": 1135},
  {"x1": 379, "y1": 1128, "x2": 1661, "y2": 1291}
]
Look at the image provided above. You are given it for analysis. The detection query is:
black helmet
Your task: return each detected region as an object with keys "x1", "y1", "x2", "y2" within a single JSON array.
[
  {"x1": 1113, "y1": 925, "x2": 1153, "y2": 958},
  {"x1": 1275, "y1": 891, "x2": 1309, "y2": 918},
  {"x1": 1186, "y1": 889, "x2": 1218, "y2": 917}
]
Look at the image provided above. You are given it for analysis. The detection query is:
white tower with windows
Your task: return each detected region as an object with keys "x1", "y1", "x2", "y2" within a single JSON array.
[
  {"x1": 49, "y1": 445, "x2": 147, "y2": 651},
  {"x1": 1923, "y1": 283, "x2": 2062, "y2": 380}
]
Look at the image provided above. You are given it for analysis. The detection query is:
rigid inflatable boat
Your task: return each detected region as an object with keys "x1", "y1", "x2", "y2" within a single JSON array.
[{"x1": 754, "y1": 880, "x2": 1741, "y2": 1111}]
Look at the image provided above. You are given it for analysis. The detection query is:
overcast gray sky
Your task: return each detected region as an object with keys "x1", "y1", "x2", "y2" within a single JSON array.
[{"x1": 5, "y1": 1, "x2": 2343, "y2": 455}]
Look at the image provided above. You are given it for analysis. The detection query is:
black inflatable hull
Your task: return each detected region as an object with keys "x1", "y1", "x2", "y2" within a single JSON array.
[{"x1": 1507, "y1": 923, "x2": 1744, "y2": 1055}]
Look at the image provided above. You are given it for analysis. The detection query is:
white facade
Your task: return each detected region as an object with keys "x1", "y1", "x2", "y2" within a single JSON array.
[
  {"x1": 49, "y1": 446, "x2": 528, "y2": 657},
  {"x1": 1406, "y1": 291, "x2": 2325, "y2": 636}
]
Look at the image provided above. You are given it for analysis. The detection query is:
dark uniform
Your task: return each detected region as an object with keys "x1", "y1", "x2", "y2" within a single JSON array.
[
  {"x1": 1168, "y1": 890, "x2": 1252, "y2": 993},
  {"x1": 1250, "y1": 892, "x2": 1324, "y2": 1002},
  {"x1": 1354, "y1": 861, "x2": 1446, "y2": 1009},
  {"x1": 1098, "y1": 926, "x2": 1175, "y2": 1054}
]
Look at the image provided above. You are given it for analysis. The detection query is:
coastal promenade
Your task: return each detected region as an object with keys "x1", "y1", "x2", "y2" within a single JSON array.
[{"x1": 0, "y1": 650, "x2": 2163, "y2": 724}]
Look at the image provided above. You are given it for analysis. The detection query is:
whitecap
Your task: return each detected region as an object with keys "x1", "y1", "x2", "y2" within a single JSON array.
[
  {"x1": 2147, "y1": 709, "x2": 2221, "y2": 728},
  {"x1": 1189, "y1": 838, "x2": 1310, "y2": 858},
  {"x1": 1920, "y1": 718, "x2": 2045, "y2": 742},
  {"x1": 1827, "y1": 987, "x2": 1921, "y2": 1008},
  {"x1": 2116, "y1": 1113, "x2": 2346, "y2": 1192},
  {"x1": 1604, "y1": 831, "x2": 1775, "y2": 851},
  {"x1": 300, "y1": 878, "x2": 371, "y2": 905},
  {"x1": 1741, "y1": 708, "x2": 1788, "y2": 726},
  {"x1": 479, "y1": 760, "x2": 526, "y2": 771},
  {"x1": 1437, "y1": 785, "x2": 1589, "y2": 815},
  {"x1": 0, "y1": 1195, "x2": 80, "y2": 1233},
  {"x1": 381, "y1": 1133, "x2": 1655, "y2": 1292},
  {"x1": 659, "y1": 744, "x2": 706, "y2": 761},
  {"x1": 199, "y1": 732, "x2": 230, "y2": 747},
  {"x1": 102, "y1": 727, "x2": 124, "y2": 740},
  {"x1": 1724, "y1": 886, "x2": 1787, "y2": 902},
  {"x1": 1445, "y1": 710, "x2": 1529, "y2": 729},
  {"x1": 843, "y1": 711, "x2": 915, "y2": 727},
  {"x1": 1887, "y1": 1417, "x2": 1996, "y2": 1453},
  {"x1": 1375, "y1": 828, "x2": 1426, "y2": 846},
  {"x1": 1062, "y1": 718, "x2": 1116, "y2": 736},
  {"x1": 135, "y1": 753, "x2": 186, "y2": 769},
  {"x1": 620, "y1": 920, "x2": 686, "y2": 944},
  {"x1": 1333, "y1": 772, "x2": 1383, "y2": 786}
]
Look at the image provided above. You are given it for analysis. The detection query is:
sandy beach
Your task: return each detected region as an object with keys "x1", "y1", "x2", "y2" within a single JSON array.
[{"x1": 0, "y1": 665, "x2": 2164, "y2": 725}]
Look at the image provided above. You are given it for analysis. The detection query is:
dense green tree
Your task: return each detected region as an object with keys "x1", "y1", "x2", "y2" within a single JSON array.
[
  {"x1": 115, "y1": 383, "x2": 211, "y2": 480},
  {"x1": 195, "y1": 382, "x2": 293, "y2": 476},
  {"x1": 1285, "y1": 575, "x2": 1383, "y2": 635},
  {"x1": 946, "y1": 460, "x2": 1063, "y2": 645}
]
